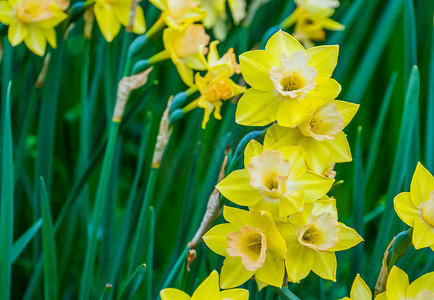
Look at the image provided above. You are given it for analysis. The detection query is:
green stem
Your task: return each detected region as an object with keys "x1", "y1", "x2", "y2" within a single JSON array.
[
  {"x1": 79, "y1": 122, "x2": 120, "y2": 300},
  {"x1": 146, "y1": 207, "x2": 155, "y2": 300},
  {"x1": 272, "y1": 286, "x2": 301, "y2": 300},
  {"x1": 160, "y1": 246, "x2": 189, "y2": 292}
]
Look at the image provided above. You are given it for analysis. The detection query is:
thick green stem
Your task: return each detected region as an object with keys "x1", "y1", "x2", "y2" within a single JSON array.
[{"x1": 272, "y1": 286, "x2": 301, "y2": 300}]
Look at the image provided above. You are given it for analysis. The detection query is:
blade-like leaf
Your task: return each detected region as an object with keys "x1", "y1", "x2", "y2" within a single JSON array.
[
  {"x1": 118, "y1": 264, "x2": 147, "y2": 300},
  {"x1": 11, "y1": 218, "x2": 42, "y2": 263}
]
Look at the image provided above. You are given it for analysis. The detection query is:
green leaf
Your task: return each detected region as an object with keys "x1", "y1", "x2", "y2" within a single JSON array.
[
  {"x1": 11, "y1": 218, "x2": 42, "y2": 263},
  {"x1": 99, "y1": 284, "x2": 113, "y2": 300},
  {"x1": 118, "y1": 264, "x2": 147, "y2": 300}
]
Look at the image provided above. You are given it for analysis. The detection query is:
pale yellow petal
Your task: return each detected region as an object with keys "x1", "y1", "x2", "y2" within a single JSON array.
[
  {"x1": 239, "y1": 50, "x2": 276, "y2": 91},
  {"x1": 410, "y1": 162, "x2": 434, "y2": 207},
  {"x1": 311, "y1": 251, "x2": 336, "y2": 281},
  {"x1": 333, "y1": 100, "x2": 359, "y2": 128},
  {"x1": 220, "y1": 257, "x2": 255, "y2": 289},
  {"x1": 8, "y1": 22, "x2": 29, "y2": 46},
  {"x1": 290, "y1": 171, "x2": 334, "y2": 202},
  {"x1": 236, "y1": 89, "x2": 281, "y2": 126},
  {"x1": 94, "y1": 2, "x2": 121, "y2": 42},
  {"x1": 351, "y1": 274, "x2": 372, "y2": 300},
  {"x1": 386, "y1": 266, "x2": 408, "y2": 299},
  {"x1": 322, "y1": 132, "x2": 352, "y2": 163},
  {"x1": 329, "y1": 223, "x2": 363, "y2": 251},
  {"x1": 244, "y1": 140, "x2": 263, "y2": 169},
  {"x1": 394, "y1": 192, "x2": 418, "y2": 227},
  {"x1": 254, "y1": 251, "x2": 285, "y2": 287},
  {"x1": 306, "y1": 45, "x2": 339, "y2": 85},
  {"x1": 216, "y1": 169, "x2": 264, "y2": 206},
  {"x1": 299, "y1": 137, "x2": 331, "y2": 175},
  {"x1": 192, "y1": 270, "x2": 220, "y2": 300},
  {"x1": 285, "y1": 243, "x2": 313, "y2": 282},
  {"x1": 406, "y1": 271, "x2": 434, "y2": 298},
  {"x1": 160, "y1": 288, "x2": 191, "y2": 300},
  {"x1": 265, "y1": 30, "x2": 305, "y2": 62},
  {"x1": 412, "y1": 217, "x2": 434, "y2": 249},
  {"x1": 24, "y1": 26, "x2": 46, "y2": 56},
  {"x1": 203, "y1": 224, "x2": 235, "y2": 257},
  {"x1": 276, "y1": 98, "x2": 311, "y2": 128}
]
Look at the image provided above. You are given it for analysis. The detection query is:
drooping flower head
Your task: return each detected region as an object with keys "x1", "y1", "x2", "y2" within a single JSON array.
[
  {"x1": 149, "y1": 0, "x2": 206, "y2": 28},
  {"x1": 163, "y1": 23, "x2": 210, "y2": 86},
  {"x1": 237, "y1": 30, "x2": 341, "y2": 128},
  {"x1": 0, "y1": 0, "x2": 67, "y2": 56},
  {"x1": 203, "y1": 207, "x2": 287, "y2": 288},
  {"x1": 160, "y1": 270, "x2": 249, "y2": 300},
  {"x1": 216, "y1": 139, "x2": 334, "y2": 220},
  {"x1": 375, "y1": 266, "x2": 434, "y2": 300},
  {"x1": 93, "y1": 0, "x2": 146, "y2": 42},
  {"x1": 340, "y1": 274, "x2": 372, "y2": 300},
  {"x1": 264, "y1": 100, "x2": 359, "y2": 175},
  {"x1": 276, "y1": 198, "x2": 362, "y2": 282},
  {"x1": 394, "y1": 162, "x2": 434, "y2": 251}
]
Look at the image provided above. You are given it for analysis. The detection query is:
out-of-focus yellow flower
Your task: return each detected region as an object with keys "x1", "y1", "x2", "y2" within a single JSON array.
[
  {"x1": 203, "y1": 207, "x2": 287, "y2": 288},
  {"x1": 264, "y1": 100, "x2": 358, "y2": 175},
  {"x1": 276, "y1": 198, "x2": 362, "y2": 282},
  {"x1": 201, "y1": 0, "x2": 246, "y2": 41},
  {"x1": 394, "y1": 162, "x2": 434, "y2": 251},
  {"x1": 0, "y1": 0, "x2": 67, "y2": 56},
  {"x1": 163, "y1": 23, "x2": 210, "y2": 86},
  {"x1": 340, "y1": 274, "x2": 371, "y2": 300},
  {"x1": 149, "y1": 0, "x2": 206, "y2": 29},
  {"x1": 375, "y1": 266, "x2": 434, "y2": 300},
  {"x1": 216, "y1": 138, "x2": 334, "y2": 220},
  {"x1": 237, "y1": 30, "x2": 341, "y2": 128},
  {"x1": 160, "y1": 270, "x2": 249, "y2": 300},
  {"x1": 93, "y1": 0, "x2": 146, "y2": 42},
  {"x1": 52, "y1": 0, "x2": 68, "y2": 10}
]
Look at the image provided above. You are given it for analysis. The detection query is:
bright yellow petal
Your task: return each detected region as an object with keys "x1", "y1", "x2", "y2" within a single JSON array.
[
  {"x1": 278, "y1": 191, "x2": 305, "y2": 217},
  {"x1": 203, "y1": 224, "x2": 235, "y2": 257},
  {"x1": 312, "y1": 199, "x2": 338, "y2": 219},
  {"x1": 37, "y1": 5, "x2": 67, "y2": 28},
  {"x1": 184, "y1": 54, "x2": 207, "y2": 71},
  {"x1": 207, "y1": 41, "x2": 220, "y2": 67},
  {"x1": 149, "y1": 0, "x2": 165, "y2": 10},
  {"x1": 278, "y1": 145, "x2": 306, "y2": 180},
  {"x1": 265, "y1": 30, "x2": 305, "y2": 62},
  {"x1": 412, "y1": 217, "x2": 434, "y2": 249},
  {"x1": 406, "y1": 271, "x2": 434, "y2": 298},
  {"x1": 192, "y1": 270, "x2": 220, "y2": 300},
  {"x1": 386, "y1": 266, "x2": 408, "y2": 299},
  {"x1": 239, "y1": 50, "x2": 276, "y2": 91},
  {"x1": 290, "y1": 171, "x2": 334, "y2": 202},
  {"x1": 394, "y1": 192, "x2": 418, "y2": 227},
  {"x1": 223, "y1": 206, "x2": 255, "y2": 229},
  {"x1": 94, "y1": 2, "x2": 121, "y2": 42},
  {"x1": 254, "y1": 251, "x2": 285, "y2": 287},
  {"x1": 160, "y1": 288, "x2": 191, "y2": 300},
  {"x1": 333, "y1": 100, "x2": 359, "y2": 128},
  {"x1": 410, "y1": 162, "x2": 434, "y2": 207},
  {"x1": 311, "y1": 251, "x2": 336, "y2": 281},
  {"x1": 43, "y1": 28, "x2": 57, "y2": 48},
  {"x1": 329, "y1": 223, "x2": 363, "y2": 251},
  {"x1": 235, "y1": 89, "x2": 280, "y2": 126},
  {"x1": 298, "y1": 137, "x2": 331, "y2": 175},
  {"x1": 220, "y1": 257, "x2": 255, "y2": 289},
  {"x1": 302, "y1": 78, "x2": 342, "y2": 110},
  {"x1": 244, "y1": 139, "x2": 263, "y2": 169},
  {"x1": 0, "y1": 2, "x2": 14, "y2": 25},
  {"x1": 351, "y1": 274, "x2": 372, "y2": 300},
  {"x1": 319, "y1": 17, "x2": 345, "y2": 31},
  {"x1": 276, "y1": 98, "x2": 312, "y2": 128},
  {"x1": 306, "y1": 45, "x2": 339, "y2": 85},
  {"x1": 285, "y1": 243, "x2": 313, "y2": 282},
  {"x1": 175, "y1": 62, "x2": 194, "y2": 86},
  {"x1": 133, "y1": 5, "x2": 146, "y2": 34},
  {"x1": 8, "y1": 22, "x2": 29, "y2": 46},
  {"x1": 216, "y1": 169, "x2": 263, "y2": 206},
  {"x1": 374, "y1": 292, "x2": 387, "y2": 300},
  {"x1": 113, "y1": 2, "x2": 129, "y2": 26},
  {"x1": 263, "y1": 124, "x2": 302, "y2": 150},
  {"x1": 219, "y1": 289, "x2": 249, "y2": 300},
  {"x1": 24, "y1": 27, "x2": 46, "y2": 56},
  {"x1": 322, "y1": 132, "x2": 352, "y2": 163}
]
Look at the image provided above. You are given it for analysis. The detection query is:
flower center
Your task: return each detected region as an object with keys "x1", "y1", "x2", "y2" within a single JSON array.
[
  {"x1": 298, "y1": 213, "x2": 339, "y2": 251},
  {"x1": 227, "y1": 226, "x2": 267, "y2": 271},
  {"x1": 172, "y1": 25, "x2": 210, "y2": 58},
  {"x1": 421, "y1": 191, "x2": 434, "y2": 227},
  {"x1": 269, "y1": 51, "x2": 317, "y2": 99},
  {"x1": 298, "y1": 103, "x2": 345, "y2": 141},
  {"x1": 16, "y1": 0, "x2": 53, "y2": 23},
  {"x1": 248, "y1": 150, "x2": 290, "y2": 198}
]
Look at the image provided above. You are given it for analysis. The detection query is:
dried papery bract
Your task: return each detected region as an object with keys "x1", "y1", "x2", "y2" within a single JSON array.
[
  {"x1": 374, "y1": 238, "x2": 394, "y2": 297},
  {"x1": 128, "y1": 0, "x2": 140, "y2": 32},
  {"x1": 35, "y1": 53, "x2": 51, "y2": 89},
  {"x1": 152, "y1": 96, "x2": 173, "y2": 169},
  {"x1": 83, "y1": 8, "x2": 94, "y2": 40},
  {"x1": 112, "y1": 67, "x2": 153, "y2": 123}
]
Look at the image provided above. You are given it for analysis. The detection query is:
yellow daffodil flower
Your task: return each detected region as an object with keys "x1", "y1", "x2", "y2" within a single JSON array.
[
  {"x1": 340, "y1": 274, "x2": 372, "y2": 300},
  {"x1": 276, "y1": 198, "x2": 363, "y2": 282},
  {"x1": 216, "y1": 139, "x2": 334, "y2": 220},
  {"x1": 160, "y1": 270, "x2": 249, "y2": 300},
  {"x1": 203, "y1": 207, "x2": 287, "y2": 289},
  {"x1": 163, "y1": 23, "x2": 210, "y2": 86},
  {"x1": 93, "y1": 0, "x2": 146, "y2": 42},
  {"x1": 237, "y1": 30, "x2": 341, "y2": 128},
  {"x1": 394, "y1": 162, "x2": 434, "y2": 251},
  {"x1": 0, "y1": 0, "x2": 67, "y2": 56},
  {"x1": 264, "y1": 100, "x2": 359, "y2": 175},
  {"x1": 52, "y1": 0, "x2": 69, "y2": 10},
  {"x1": 149, "y1": 0, "x2": 206, "y2": 29},
  {"x1": 375, "y1": 266, "x2": 434, "y2": 299}
]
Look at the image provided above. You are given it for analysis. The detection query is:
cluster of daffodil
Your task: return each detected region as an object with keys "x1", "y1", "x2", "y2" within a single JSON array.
[
  {"x1": 281, "y1": 0, "x2": 344, "y2": 47},
  {"x1": 201, "y1": 30, "x2": 364, "y2": 291}
]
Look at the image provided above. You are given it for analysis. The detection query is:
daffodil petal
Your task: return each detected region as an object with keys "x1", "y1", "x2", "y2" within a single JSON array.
[
  {"x1": 322, "y1": 132, "x2": 352, "y2": 163},
  {"x1": 374, "y1": 292, "x2": 387, "y2": 300},
  {"x1": 299, "y1": 137, "x2": 331, "y2": 175},
  {"x1": 279, "y1": 191, "x2": 305, "y2": 217},
  {"x1": 236, "y1": 89, "x2": 281, "y2": 126},
  {"x1": 333, "y1": 100, "x2": 359, "y2": 128},
  {"x1": 24, "y1": 27, "x2": 46, "y2": 56},
  {"x1": 285, "y1": 243, "x2": 313, "y2": 282},
  {"x1": 394, "y1": 192, "x2": 418, "y2": 227},
  {"x1": 329, "y1": 223, "x2": 363, "y2": 251},
  {"x1": 278, "y1": 145, "x2": 306, "y2": 179},
  {"x1": 160, "y1": 288, "x2": 191, "y2": 300},
  {"x1": 244, "y1": 139, "x2": 263, "y2": 169},
  {"x1": 276, "y1": 99, "x2": 312, "y2": 128},
  {"x1": 386, "y1": 266, "x2": 409, "y2": 299},
  {"x1": 302, "y1": 78, "x2": 341, "y2": 111},
  {"x1": 351, "y1": 274, "x2": 372, "y2": 299},
  {"x1": 290, "y1": 171, "x2": 334, "y2": 202},
  {"x1": 175, "y1": 62, "x2": 194, "y2": 86},
  {"x1": 312, "y1": 199, "x2": 338, "y2": 219},
  {"x1": 311, "y1": 251, "x2": 336, "y2": 281},
  {"x1": 44, "y1": 28, "x2": 57, "y2": 48},
  {"x1": 219, "y1": 289, "x2": 249, "y2": 300},
  {"x1": 8, "y1": 22, "x2": 29, "y2": 47},
  {"x1": 0, "y1": 2, "x2": 14, "y2": 24},
  {"x1": 220, "y1": 257, "x2": 255, "y2": 289},
  {"x1": 265, "y1": 30, "x2": 304, "y2": 62},
  {"x1": 412, "y1": 217, "x2": 434, "y2": 249},
  {"x1": 264, "y1": 124, "x2": 302, "y2": 150},
  {"x1": 192, "y1": 270, "x2": 220, "y2": 300},
  {"x1": 306, "y1": 45, "x2": 338, "y2": 85},
  {"x1": 216, "y1": 169, "x2": 263, "y2": 206},
  {"x1": 410, "y1": 162, "x2": 434, "y2": 207},
  {"x1": 94, "y1": 2, "x2": 121, "y2": 42},
  {"x1": 223, "y1": 206, "x2": 255, "y2": 229},
  {"x1": 239, "y1": 50, "x2": 276, "y2": 91},
  {"x1": 149, "y1": 0, "x2": 165, "y2": 10},
  {"x1": 203, "y1": 224, "x2": 235, "y2": 257},
  {"x1": 254, "y1": 251, "x2": 285, "y2": 287},
  {"x1": 406, "y1": 271, "x2": 434, "y2": 298},
  {"x1": 133, "y1": 5, "x2": 146, "y2": 34}
]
